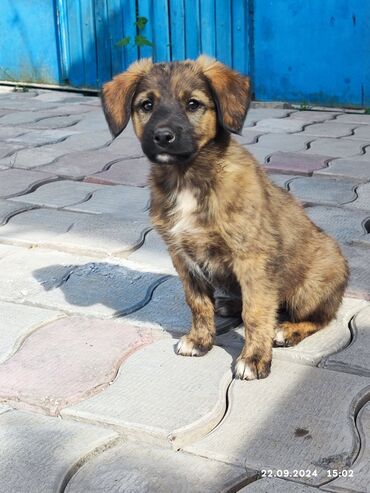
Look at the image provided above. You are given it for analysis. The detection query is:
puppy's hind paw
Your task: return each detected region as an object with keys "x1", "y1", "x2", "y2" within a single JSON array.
[{"x1": 175, "y1": 336, "x2": 211, "y2": 357}]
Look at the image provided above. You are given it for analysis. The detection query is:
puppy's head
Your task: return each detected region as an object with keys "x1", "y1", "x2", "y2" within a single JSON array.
[{"x1": 101, "y1": 56, "x2": 251, "y2": 165}]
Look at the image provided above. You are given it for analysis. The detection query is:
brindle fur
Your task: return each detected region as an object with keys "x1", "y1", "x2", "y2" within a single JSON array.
[{"x1": 101, "y1": 56, "x2": 349, "y2": 380}]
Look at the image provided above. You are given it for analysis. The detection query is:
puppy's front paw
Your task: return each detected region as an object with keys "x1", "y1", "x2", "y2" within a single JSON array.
[
  {"x1": 175, "y1": 335, "x2": 211, "y2": 357},
  {"x1": 234, "y1": 354, "x2": 272, "y2": 380}
]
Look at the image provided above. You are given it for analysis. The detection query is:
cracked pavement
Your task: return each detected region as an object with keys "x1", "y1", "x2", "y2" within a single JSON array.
[{"x1": 0, "y1": 86, "x2": 369, "y2": 492}]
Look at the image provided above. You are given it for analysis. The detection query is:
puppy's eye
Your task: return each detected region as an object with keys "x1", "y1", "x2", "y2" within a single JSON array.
[
  {"x1": 141, "y1": 99, "x2": 153, "y2": 112},
  {"x1": 187, "y1": 99, "x2": 201, "y2": 112}
]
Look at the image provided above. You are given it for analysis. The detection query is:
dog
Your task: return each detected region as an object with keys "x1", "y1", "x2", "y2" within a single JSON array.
[{"x1": 101, "y1": 56, "x2": 349, "y2": 380}]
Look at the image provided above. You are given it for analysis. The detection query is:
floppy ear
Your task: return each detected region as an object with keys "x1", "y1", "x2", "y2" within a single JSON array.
[
  {"x1": 197, "y1": 55, "x2": 251, "y2": 134},
  {"x1": 101, "y1": 58, "x2": 152, "y2": 138}
]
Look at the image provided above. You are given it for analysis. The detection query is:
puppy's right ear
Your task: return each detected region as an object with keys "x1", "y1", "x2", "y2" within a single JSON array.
[{"x1": 101, "y1": 58, "x2": 152, "y2": 138}]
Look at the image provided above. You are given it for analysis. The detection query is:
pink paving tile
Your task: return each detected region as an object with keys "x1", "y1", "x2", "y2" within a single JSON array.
[
  {"x1": 0, "y1": 317, "x2": 161, "y2": 415},
  {"x1": 85, "y1": 157, "x2": 150, "y2": 187},
  {"x1": 264, "y1": 151, "x2": 331, "y2": 175}
]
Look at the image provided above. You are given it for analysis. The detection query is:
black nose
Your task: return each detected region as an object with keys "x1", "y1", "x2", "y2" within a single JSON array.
[{"x1": 153, "y1": 127, "x2": 176, "y2": 147}]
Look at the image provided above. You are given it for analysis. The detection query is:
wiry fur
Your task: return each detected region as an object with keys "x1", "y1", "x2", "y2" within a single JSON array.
[{"x1": 101, "y1": 57, "x2": 349, "y2": 380}]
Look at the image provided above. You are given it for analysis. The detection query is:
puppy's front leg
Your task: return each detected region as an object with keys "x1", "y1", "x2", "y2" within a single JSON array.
[
  {"x1": 233, "y1": 257, "x2": 278, "y2": 380},
  {"x1": 171, "y1": 253, "x2": 215, "y2": 357}
]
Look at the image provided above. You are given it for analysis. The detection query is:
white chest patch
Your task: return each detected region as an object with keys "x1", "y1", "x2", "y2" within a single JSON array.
[{"x1": 170, "y1": 189, "x2": 198, "y2": 235}]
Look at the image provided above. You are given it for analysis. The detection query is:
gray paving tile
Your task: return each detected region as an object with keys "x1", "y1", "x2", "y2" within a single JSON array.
[
  {"x1": 244, "y1": 109, "x2": 292, "y2": 126},
  {"x1": 266, "y1": 173, "x2": 298, "y2": 189},
  {"x1": 245, "y1": 145, "x2": 274, "y2": 164},
  {"x1": 306, "y1": 138, "x2": 369, "y2": 158},
  {"x1": 289, "y1": 176, "x2": 358, "y2": 205},
  {"x1": 266, "y1": 152, "x2": 330, "y2": 175},
  {"x1": 0, "y1": 199, "x2": 36, "y2": 225},
  {"x1": 0, "y1": 169, "x2": 56, "y2": 198},
  {"x1": 33, "y1": 90, "x2": 89, "y2": 103},
  {"x1": 85, "y1": 157, "x2": 150, "y2": 187},
  {"x1": 10, "y1": 180, "x2": 109, "y2": 208},
  {"x1": 253, "y1": 133, "x2": 310, "y2": 152},
  {"x1": 184, "y1": 360, "x2": 370, "y2": 486},
  {"x1": 0, "y1": 411, "x2": 118, "y2": 493},
  {"x1": 65, "y1": 441, "x2": 251, "y2": 493},
  {"x1": 252, "y1": 118, "x2": 304, "y2": 133},
  {"x1": 0, "y1": 110, "x2": 67, "y2": 126},
  {"x1": 239, "y1": 478, "x2": 319, "y2": 492},
  {"x1": 314, "y1": 158, "x2": 370, "y2": 181},
  {"x1": 6, "y1": 128, "x2": 74, "y2": 146},
  {"x1": 335, "y1": 113, "x2": 370, "y2": 124},
  {"x1": 0, "y1": 142, "x2": 25, "y2": 160},
  {"x1": 346, "y1": 182, "x2": 370, "y2": 211},
  {"x1": 289, "y1": 110, "x2": 339, "y2": 123},
  {"x1": 320, "y1": 304, "x2": 370, "y2": 377},
  {"x1": 343, "y1": 245, "x2": 370, "y2": 301},
  {"x1": 104, "y1": 135, "x2": 144, "y2": 159},
  {"x1": 0, "y1": 126, "x2": 28, "y2": 140},
  {"x1": 128, "y1": 229, "x2": 176, "y2": 274},
  {"x1": 347, "y1": 124, "x2": 370, "y2": 141},
  {"x1": 65, "y1": 111, "x2": 111, "y2": 133},
  {"x1": 62, "y1": 339, "x2": 232, "y2": 448},
  {"x1": 325, "y1": 402, "x2": 370, "y2": 493},
  {"x1": 234, "y1": 130, "x2": 264, "y2": 145},
  {"x1": 298, "y1": 122, "x2": 356, "y2": 138},
  {"x1": 305, "y1": 205, "x2": 369, "y2": 244},
  {"x1": 26, "y1": 115, "x2": 81, "y2": 129},
  {"x1": 0, "y1": 302, "x2": 62, "y2": 363}
]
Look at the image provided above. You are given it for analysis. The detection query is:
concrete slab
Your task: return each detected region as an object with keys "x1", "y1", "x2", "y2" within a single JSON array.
[
  {"x1": 0, "y1": 168, "x2": 56, "y2": 198},
  {"x1": 26, "y1": 115, "x2": 81, "y2": 129},
  {"x1": 298, "y1": 122, "x2": 356, "y2": 138},
  {"x1": 234, "y1": 130, "x2": 264, "y2": 145},
  {"x1": 343, "y1": 245, "x2": 370, "y2": 301},
  {"x1": 85, "y1": 157, "x2": 151, "y2": 187},
  {"x1": 320, "y1": 304, "x2": 370, "y2": 377},
  {"x1": 184, "y1": 360, "x2": 370, "y2": 486},
  {"x1": 289, "y1": 176, "x2": 358, "y2": 205},
  {"x1": 252, "y1": 118, "x2": 304, "y2": 133},
  {"x1": 325, "y1": 402, "x2": 370, "y2": 493},
  {"x1": 288, "y1": 110, "x2": 339, "y2": 123},
  {"x1": 245, "y1": 145, "x2": 274, "y2": 164},
  {"x1": 0, "y1": 411, "x2": 118, "y2": 493},
  {"x1": 6, "y1": 128, "x2": 74, "y2": 146},
  {"x1": 0, "y1": 317, "x2": 160, "y2": 414},
  {"x1": 253, "y1": 133, "x2": 310, "y2": 152},
  {"x1": 104, "y1": 135, "x2": 144, "y2": 159},
  {"x1": 62, "y1": 339, "x2": 233, "y2": 448},
  {"x1": 65, "y1": 441, "x2": 251, "y2": 493},
  {"x1": 266, "y1": 173, "x2": 299, "y2": 189},
  {"x1": 346, "y1": 182, "x2": 370, "y2": 211},
  {"x1": 335, "y1": 113, "x2": 370, "y2": 124},
  {"x1": 305, "y1": 205, "x2": 369, "y2": 244},
  {"x1": 306, "y1": 138, "x2": 369, "y2": 158},
  {"x1": 265, "y1": 152, "x2": 330, "y2": 175},
  {"x1": 0, "y1": 199, "x2": 36, "y2": 225},
  {"x1": 0, "y1": 301, "x2": 62, "y2": 363},
  {"x1": 347, "y1": 124, "x2": 370, "y2": 140},
  {"x1": 315, "y1": 158, "x2": 370, "y2": 182},
  {"x1": 244, "y1": 109, "x2": 292, "y2": 126},
  {"x1": 128, "y1": 229, "x2": 176, "y2": 274}
]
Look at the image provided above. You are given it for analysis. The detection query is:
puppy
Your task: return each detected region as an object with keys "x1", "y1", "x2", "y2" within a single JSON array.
[{"x1": 101, "y1": 56, "x2": 348, "y2": 380}]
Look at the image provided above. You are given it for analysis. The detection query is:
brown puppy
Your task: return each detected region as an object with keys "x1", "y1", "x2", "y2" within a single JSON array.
[{"x1": 101, "y1": 56, "x2": 348, "y2": 380}]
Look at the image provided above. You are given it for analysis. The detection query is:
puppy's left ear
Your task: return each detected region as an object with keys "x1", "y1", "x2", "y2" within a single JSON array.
[
  {"x1": 101, "y1": 58, "x2": 152, "y2": 138},
  {"x1": 197, "y1": 56, "x2": 251, "y2": 134}
]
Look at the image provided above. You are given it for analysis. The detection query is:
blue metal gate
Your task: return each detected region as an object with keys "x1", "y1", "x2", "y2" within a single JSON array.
[{"x1": 0, "y1": 0, "x2": 369, "y2": 106}]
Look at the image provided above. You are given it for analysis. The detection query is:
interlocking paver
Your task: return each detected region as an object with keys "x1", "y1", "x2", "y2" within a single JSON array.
[
  {"x1": 104, "y1": 135, "x2": 144, "y2": 159},
  {"x1": 266, "y1": 173, "x2": 298, "y2": 189},
  {"x1": 0, "y1": 317, "x2": 160, "y2": 414},
  {"x1": 306, "y1": 138, "x2": 369, "y2": 158},
  {"x1": 245, "y1": 145, "x2": 274, "y2": 164},
  {"x1": 289, "y1": 176, "x2": 358, "y2": 205},
  {"x1": 65, "y1": 441, "x2": 251, "y2": 493},
  {"x1": 218, "y1": 298, "x2": 367, "y2": 367},
  {"x1": 346, "y1": 182, "x2": 370, "y2": 211},
  {"x1": 0, "y1": 142, "x2": 25, "y2": 159},
  {"x1": 305, "y1": 205, "x2": 369, "y2": 244},
  {"x1": 85, "y1": 157, "x2": 150, "y2": 186},
  {"x1": 10, "y1": 180, "x2": 108, "y2": 208},
  {"x1": 265, "y1": 152, "x2": 330, "y2": 175},
  {"x1": 0, "y1": 126, "x2": 27, "y2": 140},
  {"x1": 347, "y1": 124, "x2": 370, "y2": 141},
  {"x1": 0, "y1": 199, "x2": 36, "y2": 225},
  {"x1": 0, "y1": 302, "x2": 62, "y2": 363},
  {"x1": 252, "y1": 133, "x2": 310, "y2": 152},
  {"x1": 128, "y1": 230, "x2": 176, "y2": 274},
  {"x1": 234, "y1": 130, "x2": 264, "y2": 145},
  {"x1": 26, "y1": 115, "x2": 81, "y2": 129},
  {"x1": 0, "y1": 169, "x2": 56, "y2": 198},
  {"x1": 0, "y1": 411, "x2": 118, "y2": 493},
  {"x1": 297, "y1": 122, "x2": 356, "y2": 138},
  {"x1": 239, "y1": 478, "x2": 320, "y2": 492},
  {"x1": 244, "y1": 108, "x2": 292, "y2": 126},
  {"x1": 0, "y1": 208, "x2": 151, "y2": 256},
  {"x1": 252, "y1": 118, "x2": 304, "y2": 133},
  {"x1": 6, "y1": 128, "x2": 74, "y2": 146},
  {"x1": 325, "y1": 403, "x2": 370, "y2": 493},
  {"x1": 343, "y1": 245, "x2": 370, "y2": 300},
  {"x1": 184, "y1": 360, "x2": 369, "y2": 486},
  {"x1": 0, "y1": 110, "x2": 68, "y2": 126},
  {"x1": 288, "y1": 110, "x2": 339, "y2": 123},
  {"x1": 335, "y1": 113, "x2": 370, "y2": 124},
  {"x1": 315, "y1": 158, "x2": 370, "y2": 181},
  {"x1": 320, "y1": 304, "x2": 370, "y2": 377},
  {"x1": 62, "y1": 339, "x2": 232, "y2": 448}
]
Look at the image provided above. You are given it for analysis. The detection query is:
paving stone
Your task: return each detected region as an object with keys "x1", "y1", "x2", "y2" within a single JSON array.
[
  {"x1": 0, "y1": 411, "x2": 118, "y2": 493},
  {"x1": 265, "y1": 152, "x2": 330, "y2": 175},
  {"x1": 0, "y1": 302, "x2": 62, "y2": 363},
  {"x1": 299, "y1": 122, "x2": 356, "y2": 138},
  {"x1": 343, "y1": 245, "x2": 370, "y2": 300},
  {"x1": 320, "y1": 304, "x2": 370, "y2": 377},
  {"x1": 245, "y1": 145, "x2": 274, "y2": 164},
  {"x1": 335, "y1": 113, "x2": 370, "y2": 124},
  {"x1": 65, "y1": 184, "x2": 150, "y2": 215},
  {"x1": 128, "y1": 229, "x2": 176, "y2": 274},
  {"x1": 251, "y1": 118, "x2": 304, "y2": 133},
  {"x1": 0, "y1": 131, "x2": 111, "y2": 168},
  {"x1": 0, "y1": 142, "x2": 25, "y2": 159},
  {"x1": 0, "y1": 100, "x2": 59, "y2": 112},
  {"x1": 63, "y1": 339, "x2": 233, "y2": 447},
  {"x1": 305, "y1": 205, "x2": 369, "y2": 244},
  {"x1": 289, "y1": 110, "x2": 339, "y2": 123},
  {"x1": 6, "y1": 128, "x2": 74, "y2": 146},
  {"x1": 0, "y1": 126, "x2": 27, "y2": 140},
  {"x1": 325, "y1": 402, "x2": 370, "y2": 493},
  {"x1": 306, "y1": 138, "x2": 369, "y2": 158},
  {"x1": 0, "y1": 110, "x2": 67, "y2": 126},
  {"x1": 218, "y1": 298, "x2": 367, "y2": 367},
  {"x1": 346, "y1": 182, "x2": 370, "y2": 211},
  {"x1": 33, "y1": 90, "x2": 88, "y2": 102},
  {"x1": 0, "y1": 199, "x2": 36, "y2": 225},
  {"x1": 347, "y1": 124, "x2": 370, "y2": 141},
  {"x1": 244, "y1": 109, "x2": 292, "y2": 126},
  {"x1": 26, "y1": 115, "x2": 81, "y2": 129},
  {"x1": 0, "y1": 208, "x2": 151, "y2": 256},
  {"x1": 314, "y1": 158, "x2": 370, "y2": 181},
  {"x1": 0, "y1": 317, "x2": 160, "y2": 414},
  {"x1": 65, "y1": 441, "x2": 251, "y2": 493},
  {"x1": 85, "y1": 157, "x2": 151, "y2": 186},
  {"x1": 0, "y1": 168, "x2": 57, "y2": 198},
  {"x1": 252, "y1": 133, "x2": 310, "y2": 152},
  {"x1": 10, "y1": 180, "x2": 109, "y2": 208},
  {"x1": 234, "y1": 130, "x2": 264, "y2": 145},
  {"x1": 66, "y1": 111, "x2": 112, "y2": 133},
  {"x1": 104, "y1": 135, "x2": 144, "y2": 159},
  {"x1": 288, "y1": 176, "x2": 358, "y2": 205},
  {"x1": 0, "y1": 404, "x2": 10, "y2": 414},
  {"x1": 239, "y1": 478, "x2": 320, "y2": 492},
  {"x1": 184, "y1": 360, "x2": 370, "y2": 486}
]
